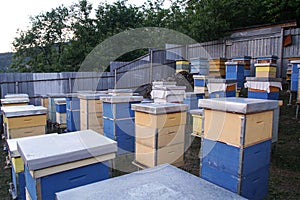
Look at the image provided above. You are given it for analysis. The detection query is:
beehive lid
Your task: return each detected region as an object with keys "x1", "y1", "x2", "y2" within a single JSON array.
[
  {"x1": 55, "y1": 164, "x2": 246, "y2": 200},
  {"x1": 1, "y1": 105, "x2": 47, "y2": 117},
  {"x1": 207, "y1": 78, "x2": 236, "y2": 84},
  {"x1": 131, "y1": 103, "x2": 188, "y2": 114},
  {"x1": 193, "y1": 75, "x2": 209, "y2": 79},
  {"x1": 198, "y1": 97, "x2": 278, "y2": 114},
  {"x1": 6, "y1": 133, "x2": 58, "y2": 158},
  {"x1": 184, "y1": 92, "x2": 204, "y2": 98},
  {"x1": 54, "y1": 98, "x2": 66, "y2": 104},
  {"x1": 101, "y1": 96, "x2": 143, "y2": 103},
  {"x1": 152, "y1": 85, "x2": 186, "y2": 91},
  {"x1": 246, "y1": 77, "x2": 282, "y2": 82},
  {"x1": 65, "y1": 93, "x2": 78, "y2": 98},
  {"x1": 47, "y1": 93, "x2": 66, "y2": 98},
  {"x1": 225, "y1": 62, "x2": 244, "y2": 65},
  {"x1": 190, "y1": 109, "x2": 204, "y2": 115},
  {"x1": 290, "y1": 60, "x2": 300, "y2": 64},
  {"x1": 1, "y1": 98, "x2": 29, "y2": 104},
  {"x1": 17, "y1": 130, "x2": 117, "y2": 170},
  {"x1": 254, "y1": 63, "x2": 277, "y2": 67},
  {"x1": 5, "y1": 94, "x2": 29, "y2": 99},
  {"x1": 77, "y1": 93, "x2": 111, "y2": 100}
]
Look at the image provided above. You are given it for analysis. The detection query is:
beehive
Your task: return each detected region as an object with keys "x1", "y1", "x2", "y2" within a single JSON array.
[
  {"x1": 55, "y1": 164, "x2": 246, "y2": 200},
  {"x1": 175, "y1": 60, "x2": 190, "y2": 73},
  {"x1": 190, "y1": 57, "x2": 209, "y2": 75},
  {"x1": 1, "y1": 98, "x2": 29, "y2": 107},
  {"x1": 225, "y1": 62, "x2": 245, "y2": 88},
  {"x1": 102, "y1": 95, "x2": 143, "y2": 155},
  {"x1": 183, "y1": 92, "x2": 204, "y2": 111},
  {"x1": 132, "y1": 103, "x2": 187, "y2": 168},
  {"x1": 5, "y1": 94, "x2": 29, "y2": 99},
  {"x1": 6, "y1": 134, "x2": 58, "y2": 200},
  {"x1": 198, "y1": 97, "x2": 279, "y2": 199},
  {"x1": 1, "y1": 105, "x2": 47, "y2": 139},
  {"x1": 190, "y1": 109, "x2": 204, "y2": 137},
  {"x1": 66, "y1": 93, "x2": 80, "y2": 132},
  {"x1": 207, "y1": 78, "x2": 237, "y2": 98},
  {"x1": 17, "y1": 130, "x2": 117, "y2": 200},
  {"x1": 54, "y1": 98, "x2": 66, "y2": 126},
  {"x1": 47, "y1": 93, "x2": 66, "y2": 123},
  {"x1": 78, "y1": 93, "x2": 110, "y2": 134},
  {"x1": 255, "y1": 63, "x2": 277, "y2": 78},
  {"x1": 193, "y1": 75, "x2": 209, "y2": 97},
  {"x1": 232, "y1": 56, "x2": 251, "y2": 70},
  {"x1": 209, "y1": 58, "x2": 227, "y2": 77},
  {"x1": 151, "y1": 82, "x2": 186, "y2": 103}
]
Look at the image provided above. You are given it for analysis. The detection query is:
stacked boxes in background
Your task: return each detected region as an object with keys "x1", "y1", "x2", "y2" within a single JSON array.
[
  {"x1": 175, "y1": 60, "x2": 190, "y2": 73},
  {"x1": 151, "y1": 82, "x2": 186, "y2": 103},
  {"x1": 209, "y1": 58, "x2": 227, "y2": 77},
  {"x1": 232, "y1": 56, "x2": 252, "y2": 77},
  {"x1": 189, "y1": 57, "x2": 209, "y2": 75},
  {"x1": 66, "y1": 93, "x2": 80, "y2": 132},
  {"x1": 198, "y1": 97, "x2": 279, "y2": 200},
  {"x1": 102, "y1": 94, "x2": 143, "y2": 155},
  {"x1": 1, "y1": 105, "x2": 47, "y2": 139},
  {"x1": 207, "y1": 78, "x2": 237, "y2": 98},
  {"x1": 255, "y1": 56, "x2": 278, "y2": 78},
  {"x1": 54, "y1": 98, "x2": 67, "y2": 128},
  {"x1": 55, "y1": 164, "x2": 246, "y2": 200},
  {"x1": 47, "y1": 93, "x2": 67, "y2": 124},
  {"x1": 193, "y1": 75, "x2": 209, "y2": 97},
  {"x1": 225, "y1": 62, "x2": 245, "y2": 89},
  {"x1": 78, "y1": 92, "x2": 109, "y2": 134},
  {"x1": 132, "y1": 103, "x2": 188, "y2": 168},
  {"x1": 17, "y1": 130, "x2": 117, "y2": 200}
]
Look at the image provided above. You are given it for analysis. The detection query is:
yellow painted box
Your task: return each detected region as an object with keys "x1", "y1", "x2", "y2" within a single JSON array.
[
  {"x1": 190, "y1": 109, "x2": 204, "y2": 137},
  {"x1": 80, "y1": 99, "x2": 103, "y2": 113},
  {"x1": 80, "y1": 112, "x2": 103, "y2": 130},
  {"x1": 5, "y1": 114, "x2": 47, "y2": 130},
  {"x1": 135, "y1": 125, "x2": 185, "y2": 148},
  {"x1": 135, "y1": 142, "x2": 184, "y2": 168},
  {"x1": 204, "y1": 109, "x2": 273, "y2": 147},
  {"x1": 12, "y1": 157, "x2": 24, "y2": 173},
  {"x1": 135, "y1": 111, "x2": 186, "y2": 128},
  {"x1": 7, "y1": 125, "x2": 46, "y2": 139}
]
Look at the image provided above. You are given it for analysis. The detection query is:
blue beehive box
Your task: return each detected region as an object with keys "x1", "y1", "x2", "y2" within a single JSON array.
[
  {"x1": 102, "y1": 96, "x2": 143, "y2": 155},
  {"x1": 183, "y1": 92, "x2": 204, "y2": 111},
  {"x1": 54, "y1": 98, "x2": 67, "y2": 113},
  {"x1": 47, "y1": 93, "x2": 67, "y2": 123},
  {"x1": 66, "y1": 94, "x2": 80, "y2": 131},
  {"x1": 56, "y1": 164, "x2": 246, "y2": 200},
  {"x1": 225, "y1": 62, "x2": 245, "y2": 88},
  {"x1": 17, "y1": 130, "x2": 117, "y2": 200},
  {"x1": 290, "y1": 60, "x2": 300, "y2": 92},
  {"x1": 190, "y1": 58, "x2": 209, "y2": 75},
  {"x1": 207, "y1": 79, "x2": 237, "y2": 98}
]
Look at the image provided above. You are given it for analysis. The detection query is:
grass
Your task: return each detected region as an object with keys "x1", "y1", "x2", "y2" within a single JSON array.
[{"x1": 0, "y1": 89, "x2": 299, "y2": 199}]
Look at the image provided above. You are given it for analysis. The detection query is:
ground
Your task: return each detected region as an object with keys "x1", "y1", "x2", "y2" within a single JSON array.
[{"x1": 0, "y1": 89, "x2": 299, "y2": 199}]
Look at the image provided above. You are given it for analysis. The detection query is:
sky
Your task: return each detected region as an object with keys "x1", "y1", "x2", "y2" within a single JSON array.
[{"x1": 0, "y1": 0, "x2": 148, "y2": 53}]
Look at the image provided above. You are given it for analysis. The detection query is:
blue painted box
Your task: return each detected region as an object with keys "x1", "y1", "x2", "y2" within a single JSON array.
[
  {"x1": 103, "y1": 118, "x2": 135, "y2": 154},
  {"x1": 66, "y1": 111, "x2": 80, "y2": 132},
  {"x1": 244, "y1": 70, "x2": 251, "y2": 77},
  {"x1": 291, "y1": 79, "x2": 298, "y2": 92},
  {"x1": 209, "y1": 90, "x2": 236, "y2": 98},
  {"x1": 47, "y1": 94, "x2": 66, "y2": 122},
  {"x1": 103, "y1": 102, "x2": 137, "y2": 119},
  {"x1": 183, "y1": 92, "x2": 204, "y2": 111},
  {"x1": 248, "y1": 91, "x2": 279, "y2": 100},
  {"x1": 11, "y1": 166, "x2": 26, "y2": 200},
  {"x1": 55, "y1": 104, "x2": 66, "y2": 113},
  {"x1": 225, "y1": 62, "x2": 245, "y2": 88},
  {"x1": 193, "y1": 75, "x2": 208, "y2": 87},
  {"x1": 17, "y1": 130, "x2": 117, "y2": 200},
  {"x1": 200, "y1": 139, "x2": 271, "y2": 200},
  {"x1": 66, "y1": 96, "x2": 80, "y2": 111}
]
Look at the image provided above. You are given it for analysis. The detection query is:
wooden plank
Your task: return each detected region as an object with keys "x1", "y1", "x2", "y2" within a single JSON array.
[{"x1": 6, "y1": 114, "x2": 47, "y2": 129}]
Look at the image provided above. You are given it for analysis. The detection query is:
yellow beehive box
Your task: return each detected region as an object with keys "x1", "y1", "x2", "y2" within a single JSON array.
[
  {"x1": 190, "y1": 109, "x2": 204, "y2": 137},
  {"x1": 80, "y1": 112, "x2": 103, "y2": 130},
  {"x1": 7, "y1": 125, "x2": 46, "y2": 139},
  {"x1": 176, "y1": 69, "x2": 189, "y2": 73},
  {"x1": 135, "y1": 125, "x2": 185, "y2": 148},
  {"x1": 204, "y1": 109, "x2": 273, "y2": 147},
  {"x1": 135, "y1": 142, "x2": 184, "y2": 168},
  {"x1": 135, "y1": 111, "x2": 186, "y2": 128},
  {"x1": 2, "y1": 103, "x2": 28, "y2": 107},
  {"x1": 80, "y1": 99, "x2": 103, "y2": 113},
  {"x1": 255, "y1": 63, "x2": 277, "y2": 78},
  {"x1": 5, "y1": 114, "x2": 47, "y2": 129},
  {"x1": 12, "y1": 157, "x2": 24, "y2": 173}
]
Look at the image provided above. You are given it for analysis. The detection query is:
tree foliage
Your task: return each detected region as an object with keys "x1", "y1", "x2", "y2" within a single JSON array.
[{"x1": 10, "y1": 0, "x2": 300, "y2": 72}]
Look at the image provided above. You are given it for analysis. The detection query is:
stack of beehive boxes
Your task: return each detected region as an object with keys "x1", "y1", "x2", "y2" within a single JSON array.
[
  {"x1": 132, "y1": 103, "x2": 188, "y2": 168},
  {"x1": 232, "y1": 56, "x2": 252, "y2": 77},
  {"x1": 199, "y1": 97, "x2": 279, "y2": 200},
  {"x1": 78, "y1": 92, "x2": 109, "y2": 134},
  {"x1": 54, "y1": 98, "x2": 67, "y2": 128},
  {"x1": 151, "y1": 82, "x2": 186, "y2": 103},
  {"x1": 208, "y1": 58, "x2": 227, "y2": 77},
  {"x1": 289, "y1": 58, "x2": 300, "y2": 92},
  {"x1": 193, "y1": 75, "x2": 209, "y2": 97},
  {"x1": 175, "y1": 60, "x2": 190, "y2": 73},
  {"x1": 46, "y1": 93, "x2": 67, "y2": 124},
  {"x1": 1, "y1": 94, "x2": 29, "y2": 107},
  {"x1": 225, "y1": 62, "x2": 244, "y2": 89},
  {"x1": 14, "y1": 130, "x2": 117, "y2": 200},
  {"x1": 254, "y1": 55, "x2": 278, "y2": 78},
  {"x1": 65, "y1": 93, "x2": 80, "y2": 132},
  {"x1": 207, "y1": 78, "x2": 237, "y2": 98},
  {"x1": 190, "y1": 57, "x2": 209, "y2": 75}
]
